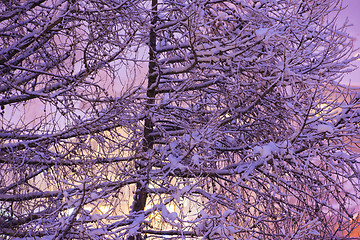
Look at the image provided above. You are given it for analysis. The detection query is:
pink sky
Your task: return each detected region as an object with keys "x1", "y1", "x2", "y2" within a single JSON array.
[{"x1": 340, "y1": 0, "x2": 360, "y2": 86}]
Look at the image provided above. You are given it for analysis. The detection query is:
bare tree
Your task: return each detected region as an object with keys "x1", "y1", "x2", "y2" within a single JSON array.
[{"x1": 1, "y1": 0, "x2": 360, "y2": 239}]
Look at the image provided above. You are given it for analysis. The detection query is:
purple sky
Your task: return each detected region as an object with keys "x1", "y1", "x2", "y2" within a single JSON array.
[{"x1": 340, "y1": 0, "x2": 360, "y2": 86}]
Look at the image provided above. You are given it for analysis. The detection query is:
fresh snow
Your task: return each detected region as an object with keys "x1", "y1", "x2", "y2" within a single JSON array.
[
  {"x1": 317, "y1": 124, "x2": 334, "y2": 134},
  {"x1": 253, "y1": 142, "x2": 279, "y2": 158}
]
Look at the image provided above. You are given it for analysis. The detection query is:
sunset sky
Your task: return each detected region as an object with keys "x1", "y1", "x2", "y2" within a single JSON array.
[{"x1": 341, "y1": 0, "x2": 360, "y2": 86}]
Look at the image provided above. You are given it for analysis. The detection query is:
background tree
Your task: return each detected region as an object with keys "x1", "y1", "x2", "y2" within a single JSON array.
[{"x1": 1, "y1": 0, "x2": 360, "y2": 239}]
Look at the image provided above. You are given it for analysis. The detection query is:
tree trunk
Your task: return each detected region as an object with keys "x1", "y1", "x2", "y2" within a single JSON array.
[{"x1": 130, "y1": 0, "x2": 157, "y2": 239}]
